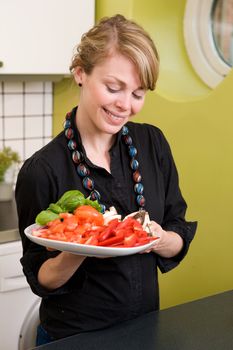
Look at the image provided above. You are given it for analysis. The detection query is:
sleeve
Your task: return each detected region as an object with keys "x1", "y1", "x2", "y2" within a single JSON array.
[
  {"x1": 15, "y1": 157, "x2": 70, "y2": 297},
  {"x1": 155, "y1": 129, "x2": 197, "y2": 273}
]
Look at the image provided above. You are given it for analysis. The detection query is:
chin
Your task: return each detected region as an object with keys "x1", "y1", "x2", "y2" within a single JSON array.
[{"x1": 104, "y1": 125, "x2": 123, "y2": 135}]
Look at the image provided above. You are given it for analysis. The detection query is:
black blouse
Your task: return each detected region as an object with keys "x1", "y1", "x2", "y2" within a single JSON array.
[{"x1": 15, "y1": 107, "x2": 197, "y2": 340}]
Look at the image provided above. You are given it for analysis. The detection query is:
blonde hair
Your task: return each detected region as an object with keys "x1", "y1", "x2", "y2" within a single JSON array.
[{"x1": 70, "y1": 14, "x2": 159, "y2": 91}]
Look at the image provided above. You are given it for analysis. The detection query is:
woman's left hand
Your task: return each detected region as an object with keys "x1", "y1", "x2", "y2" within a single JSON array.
[{"x1": 141, "y1": 221, "x2": 184, "y2": 258}]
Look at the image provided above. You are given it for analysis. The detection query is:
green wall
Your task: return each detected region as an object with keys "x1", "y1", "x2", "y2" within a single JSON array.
[{"x1": 54, "y1": 0, "x2": 233, "y2": 309}]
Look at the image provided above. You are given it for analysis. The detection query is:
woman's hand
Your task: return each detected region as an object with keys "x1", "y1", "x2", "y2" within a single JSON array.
[
  {"x1": 142, "y1": 221, "x2": 184, "y2": 258},
  {"x1": 38, "y1": 251, "x2": 86, "y2": 291}
]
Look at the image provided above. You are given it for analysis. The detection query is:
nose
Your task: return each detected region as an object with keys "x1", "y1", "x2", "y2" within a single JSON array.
[{"x1": 115, "y1": 93, "x2": 131, "y2": 111}]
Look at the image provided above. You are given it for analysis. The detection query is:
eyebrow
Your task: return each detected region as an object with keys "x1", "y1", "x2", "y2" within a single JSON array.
[{"x1": 105, "y1": 75, "x2": 144, "y2": 91}]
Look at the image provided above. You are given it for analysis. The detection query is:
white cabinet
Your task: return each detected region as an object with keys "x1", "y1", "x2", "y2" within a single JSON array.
[{"x1": 0, "y1": 0, "x2": 95, "y2": 78}]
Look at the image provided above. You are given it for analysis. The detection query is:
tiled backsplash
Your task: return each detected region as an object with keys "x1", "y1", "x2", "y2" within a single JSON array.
[{"x1": 0, "y1": 81, "x2": 53, "y2": 165}]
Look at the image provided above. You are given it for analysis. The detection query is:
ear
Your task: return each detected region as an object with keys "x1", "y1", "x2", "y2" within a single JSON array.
[{"x1": 73, "y1": 66, "x2": 85, "y2": 86}]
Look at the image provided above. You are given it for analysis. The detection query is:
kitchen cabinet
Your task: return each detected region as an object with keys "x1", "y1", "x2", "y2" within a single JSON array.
[{"x1": 0, "y1": 0, "x2": 94, "y2": 79}]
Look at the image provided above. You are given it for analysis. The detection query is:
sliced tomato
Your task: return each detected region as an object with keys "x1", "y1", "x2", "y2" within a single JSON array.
[
  {"x1": 114, "y1": 217, "x2": 134, "y2": 230},
  {"x1": 98, "y1": 218, "x2": 120, "y2": 242},
  {"x1": 63, "y1": 215, "x2": 79, "y2": 231},
  {"x1": 86, "y1": 226, "x2": 105, "y2": 237},
  {"x1": 74, "y1": 205, "x2": 104, "y2": 226},
  {"x1": 59, "y1": 212, "x2": 73, "y2": 219},
  {"x1": 49, "y1": 222, "x2": 66, "y2": 234},
  {"x1": 47, "y1": 232, "x2": 67, "y2": 241},
  {"x1": 136, "y1": 230, "x2": 148, "y2": 238},
  {"x1": 134, "y1": 237, "x2": 150, "y2": 246},
  {"x1": 47, "y1": 218, "x2": 62, "y2": 228},
  {"x1": 121, "y1": 228, "x2": 135, "y2": 237},
  {"x1": 98, "y1": 232, "x2": 124, "y2": 246},
  {"x1": 33, "y1": 228, "x2": 50, "y2": 238},
  {"x1": 73, "y1": 223, "x2": 91, "y2": 235},
  {"x1": 72, "y1": 235, "x2": 87, "y2": 244},
  {"x1": 124, "y1": 233, "x2": 138, "y2": 247},
  {"x1": 84, "y1": 236, "x2": 99, "y2": 246}
]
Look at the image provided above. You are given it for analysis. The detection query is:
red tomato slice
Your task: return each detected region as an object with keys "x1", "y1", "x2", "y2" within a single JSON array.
[
  {"x1": 124, "y1": 233, "x2": 137, "y2": 247},
  {"x1": 98, "y1": 233, "x2": 124, "y2": 247},
  {"x1": 84, "y1": 236, "x2": 99, "y2": 246},
  {"x1": 98, "y1": 218, "x2": 120, "y2": 242},
  {"x1": 73, "y1": 223, "x2": 92, "y2": 234},
  {"x1": 49, "y1": 222, "x2": 66, "y2": 234},
  {"x1": 47, "y1": 218, "x2": 62, "y2": 228},
  {"x1": 134, "y1": 237, "x2": 150, "y2": 246},
  {"x1": 74, "y1": 205, "x2": 104, "y2": 226},
  {"x1": 59, "y1": 212, "x2": 73, "y2": 219},
  {"x1": 63, "y1": 215, "x2": 79, "y2": 231}
]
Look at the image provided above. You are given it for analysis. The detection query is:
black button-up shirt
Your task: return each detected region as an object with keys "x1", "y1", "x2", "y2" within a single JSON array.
[{"x1": 15, "y1": 107, "x2": 197, "y2": 340}]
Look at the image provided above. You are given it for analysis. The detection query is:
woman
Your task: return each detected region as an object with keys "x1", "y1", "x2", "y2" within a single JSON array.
[{"x1": 16, "y1": 14, "x2": 197, "y2": 345}]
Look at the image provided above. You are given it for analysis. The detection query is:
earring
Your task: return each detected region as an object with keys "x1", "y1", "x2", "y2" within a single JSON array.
[{"x1": 78, "y1": 83, "x2": 82, "y2": 87}]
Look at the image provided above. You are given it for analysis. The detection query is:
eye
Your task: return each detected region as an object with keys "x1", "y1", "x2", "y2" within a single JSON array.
[
  {"x1": 132, "y1": 92, "x2": 144, "y2": 100},
  {"x1": 106, "y1": 86, "x2": 120, "y2": 93}
]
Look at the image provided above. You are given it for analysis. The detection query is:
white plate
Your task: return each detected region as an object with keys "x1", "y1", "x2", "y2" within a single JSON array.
[{"x1": 24, "y1": 224, "x2": 157, "y2": 257}]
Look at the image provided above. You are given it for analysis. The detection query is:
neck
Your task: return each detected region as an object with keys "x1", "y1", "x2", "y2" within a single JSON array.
[{"x1": 75, "y1": 107, "x2": 116, "y2": 171}]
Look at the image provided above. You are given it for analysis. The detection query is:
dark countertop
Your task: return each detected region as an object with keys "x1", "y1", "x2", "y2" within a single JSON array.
[
  {"x1": 0, "y1": 197, "x2": 20, "y2": 243},
  {"x1": 34, "y1": 290, "x2": 233, "y2": 350}
]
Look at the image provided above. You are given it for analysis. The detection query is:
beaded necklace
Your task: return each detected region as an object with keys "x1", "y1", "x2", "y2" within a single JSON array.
[{"x1": 63, "y1": 110, "x2": 145, "y2": 213}]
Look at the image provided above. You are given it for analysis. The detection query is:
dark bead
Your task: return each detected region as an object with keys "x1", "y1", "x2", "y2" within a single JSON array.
[
  {"x1": 67, "y1": 139, "x2": 77, "y2": 150},
  {"x1": 133, "y1": 170, "x2": 142, "y2": 183},
  {"x1": 90, "y1": 189, "x2": 101, "y2": 201},
  {"x1": 65, "y1": 128, "x2": 74, "y2": 140},
  {"x1": 66, "y1": 111, "x2": 72, "y2": 119},
  {"x1": 63, "y1": 119, "x2": 71, "y2": 129},
  {"x1": 128, "y1": 145, "x2": 137, "y2": 158},
  {"x1": 121, "y1": 125, "x2": 129, "y2": 136},
  {"x1": 123, "y1": 135, "x2": 132, "y2": 145},
  {"x1": 136, "y1": 194, "x2": 145, "y2": 207},
  {"x1": 82, "y1": 176, "x2": 94, "y2": 190},
  {"x1": 134, "y1": 183, "x2": 144, "y2": 194},
  {"x1": 130, "y1": 158, "x2": 139, "y2": 170},
  {"x1": 72, "y1": 150, "x2": 83, "y2": 164},
  {"x1": 77, "y1": 163, "x2": 90, "y2": 177}
]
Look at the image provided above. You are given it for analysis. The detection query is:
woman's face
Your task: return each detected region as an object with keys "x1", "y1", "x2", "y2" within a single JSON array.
[{"x1": 75, "y1": 52, "x2": 146, "y2": 135}]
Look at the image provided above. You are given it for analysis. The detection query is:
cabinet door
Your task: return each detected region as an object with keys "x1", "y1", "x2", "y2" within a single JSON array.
[{"x1": 0, "y1": 0, "x2": 94, "y2": 76}]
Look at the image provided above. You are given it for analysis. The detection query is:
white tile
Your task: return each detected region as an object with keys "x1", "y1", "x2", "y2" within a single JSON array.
[
  {"x1": 25, "y1": 138, "x2": 43, "y2": 159},
  {"x1": 0, "y1": 117, "x2": 3, "y2": 139},
  {"x1": 44, "y1": 116, "x2": 52, "y2": 137},
  {"x1": 25, "y1": 82, "x2": 43, "y2": 93},
  {"x1": 25, "y1": 94, "x2": 43, "y2": 115},
  {"x1": 4, "y1": 94, "x2": 24, "y2": 116},
  {"x1": 4, "y1": 117, "x2": 23, "y2": 139},
  {"x1": 44, "y1": 82, "x2": 53, "y2": 93},
  {"x1": 25, "y1": 116, "x2": 43, "y2": 138},
  {"x1": 44, "y1": 94, "x2": 53, "y2": 114},
  {"x1": 4, "y1": 139, "x2": 24, "y2": 161},
  {"x1": 4, "y1": 82, "x2": 23, "y2": 93}
]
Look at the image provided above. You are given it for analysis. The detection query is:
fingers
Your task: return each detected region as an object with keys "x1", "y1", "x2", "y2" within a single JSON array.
[
  {"x1": 147, "y1": 221, "x2": 162, "y2": 238},
  {"x1": 139, "y1": 236, "x2": 161, "y2": 254}
]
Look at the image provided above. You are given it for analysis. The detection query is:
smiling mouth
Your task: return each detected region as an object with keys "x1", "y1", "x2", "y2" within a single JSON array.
[{"x1": 103, "y1": 108, "x2": 127, "y2": 119}]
